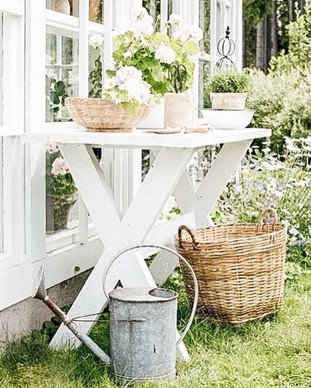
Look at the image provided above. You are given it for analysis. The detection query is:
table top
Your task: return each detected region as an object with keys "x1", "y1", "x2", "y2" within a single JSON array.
[{"x1": 22, "y1": 127, "x2": 271, "y2": 149}]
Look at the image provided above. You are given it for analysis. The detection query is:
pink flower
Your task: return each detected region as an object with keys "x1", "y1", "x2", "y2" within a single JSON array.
[
  {"x1": 46, "y1": 141, "x2": 58, "y2": 154},
  {"x1": 51, "y1": 157, "x2": 69, "y2": 176}
]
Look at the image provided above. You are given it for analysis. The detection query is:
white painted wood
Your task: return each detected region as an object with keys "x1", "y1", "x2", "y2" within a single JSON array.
[
  {"x1": 0, "y1": 0, "x2": 23, "y2": 16},
  {"x1": 0, "y1": 236, "x2": 103, "y2": 311},
  {"x1": 22, "y1": 128, "x2": 271, "y2": 149},
  {"x1": 24, "y1": 0, "x2": 46, "y2": 262},
  {"x1": 50, "y1": 145, "x2": 194, "y2": 359}
]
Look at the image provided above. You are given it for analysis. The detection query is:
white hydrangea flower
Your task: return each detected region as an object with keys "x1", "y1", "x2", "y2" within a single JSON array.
[
  {"x1": 46, "y1": 142, "x2": 58, "y2": 154},
  {"x1": 168, "y1": 13, "x2": 183, "y2": 29},
  {"x1": 155, "y1": 44, "x2": 175, "y2": 64},
  {"x1": 131, "y1": 6, "x2": 149, "y2": 21},
  {"x1": 183, "y1": 24, "x2": 203, "y2": 41},
  {"x1": 51, "y1": 157, "x2": 69, "y2": 176},
  {"x1": 89, "y1": 34, "x2": 104, "y2": 49},
  {"x1": 172, "y1": 30, "x2": 188, "y2": 43},
  {"x1": 132, "y1": 18, "x2": 153, "y2": 38},
  {"x1": 119, "y1": 79, "x2": 151, "y2": 104},
  {"x1": 116, "y1": 66, "x2": 143, "y2": 83}
]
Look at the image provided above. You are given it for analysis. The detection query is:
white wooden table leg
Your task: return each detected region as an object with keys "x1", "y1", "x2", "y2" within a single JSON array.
[
  {"x1": 51, "y1": 145, "x2": 194, "y2": 358},
  {"x1": 149, "y1": 140, "x2": 252, "y2": 285}
]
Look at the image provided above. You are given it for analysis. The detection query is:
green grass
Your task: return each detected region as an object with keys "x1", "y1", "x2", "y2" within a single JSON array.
[{"x1": 1, "y1": 272, "x2": 311, "y2": 388}]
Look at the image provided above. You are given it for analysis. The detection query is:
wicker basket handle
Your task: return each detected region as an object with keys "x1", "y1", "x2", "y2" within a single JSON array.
[
  {"x1": 258, "y1": 207, "x2": 279, "y2": 224},
  {"x1": 178, "y1": 225, "x2": 200, "y2": 251}
]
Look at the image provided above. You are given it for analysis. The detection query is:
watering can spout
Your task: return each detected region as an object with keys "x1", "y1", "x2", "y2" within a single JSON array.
[{"x1": 33, "y1": 266, "x2": 48, "y2": 301}]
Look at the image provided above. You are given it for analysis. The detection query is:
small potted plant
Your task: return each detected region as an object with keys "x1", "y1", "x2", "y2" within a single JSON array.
[{"x1": 208, "y1": 70, "x2": 249, "y2": 110}]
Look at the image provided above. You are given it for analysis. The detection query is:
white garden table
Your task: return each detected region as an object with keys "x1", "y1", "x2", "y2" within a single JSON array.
[{"x1": 23, "y1": 127, "x2": 270, "y2": 359}]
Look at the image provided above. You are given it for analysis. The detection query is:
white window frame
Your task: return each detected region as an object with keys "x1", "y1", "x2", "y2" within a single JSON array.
[{"x1": 0, "y1": 1, "x2": 25, "y2": 273}]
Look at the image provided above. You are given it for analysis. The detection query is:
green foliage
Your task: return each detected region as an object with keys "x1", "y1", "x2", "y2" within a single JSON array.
[
  {"x1": 247, "y1": 68, "x2": 311, "y2": 153},
  {"x1": 3, "y1": 271, "x2": 311, "y2": 386},
  {"x1": 208, "y1": 71, "x2": 250, "y2": 93},
  {"x1": 88, "y1": 55, "x2": 102, "y2": 98},
  {"x1": 270, "y1": 4, "x2": 311, "y2": 71},
  {"x1": 46, "y1": 78, "x2": 69, "y2": 122},
  {"x1": 243, "y1": 0, "x2": 271, "y2": 28},
  {"x1": 213, "y1": 141, "x2": 311, "y2": 268}
]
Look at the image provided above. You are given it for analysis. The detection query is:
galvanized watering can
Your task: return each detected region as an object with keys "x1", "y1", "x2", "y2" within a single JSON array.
[{"x1": 33, "y1": 244, "x2": 198, "y2": 385}]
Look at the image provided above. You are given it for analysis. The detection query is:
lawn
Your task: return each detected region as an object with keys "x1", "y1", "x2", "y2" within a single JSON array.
[{"x1": 1, "y1": 268, "x2": 311, "y2": 388}]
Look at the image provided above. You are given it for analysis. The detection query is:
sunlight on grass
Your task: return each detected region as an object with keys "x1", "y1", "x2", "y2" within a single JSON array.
[{"x1": 1, "y1": 273, "x2": 311, "y2": 387}]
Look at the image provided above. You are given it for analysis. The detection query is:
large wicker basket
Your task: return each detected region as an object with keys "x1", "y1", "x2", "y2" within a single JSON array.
[
  {"x1": 175, "y1": 208, "x2": 287, "y2": 325},
  {"x1": 66, "y1": 97, "x2": 150, "y2": 132}
]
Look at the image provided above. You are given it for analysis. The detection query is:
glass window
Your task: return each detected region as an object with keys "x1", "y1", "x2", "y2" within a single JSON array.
[
  {"x1": 89, "y1": 43, "x2": 102, "y2": 98},
  {"x1": 89, "y1": 0, "x2": 103, "y2": 23},
  {"x1": 46, "y1": 27, "x2": 79, "y2": 122},
  {"x1": 46, "y1": 27, "x2": 79, "y2": 235},
  {"x1": 46, "y1": 0, "x2": 79, "y2": 17}
]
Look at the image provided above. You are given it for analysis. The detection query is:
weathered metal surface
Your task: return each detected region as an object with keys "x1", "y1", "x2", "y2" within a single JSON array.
[{"x1": 109, "y1": 287, "x2": 178, "y2": 384}]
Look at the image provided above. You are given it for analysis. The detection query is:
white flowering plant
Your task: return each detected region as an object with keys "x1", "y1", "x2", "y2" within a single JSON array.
[
  {"x1": 102, "y1": 66, "x2": 152, "y2": 115},
  {"x1": 109, "y1": 7, "x2": 205, "y2": 95}
]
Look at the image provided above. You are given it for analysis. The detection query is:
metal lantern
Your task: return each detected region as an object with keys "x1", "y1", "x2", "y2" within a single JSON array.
[{"x1": 215, "y1": 26, "x2": 236, "y2": 71}]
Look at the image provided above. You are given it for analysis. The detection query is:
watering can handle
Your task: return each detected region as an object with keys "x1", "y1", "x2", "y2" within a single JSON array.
[{"x1": 102, "y1": 244, "x2": 199, "y2": 347}]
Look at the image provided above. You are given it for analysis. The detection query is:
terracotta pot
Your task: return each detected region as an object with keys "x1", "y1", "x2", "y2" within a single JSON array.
[
  {"x1": 51, "y1": 0, "x2": 71, "y2": 15},
  {"x1": 89, "y1": 0, "x2": 101, "y2": 22},
  {"x1": 210, "y1": 92, "x2": 247, "y2": 110},
  {"x1": 164, "y1": 93, "x2": 193, "y2": 129}
]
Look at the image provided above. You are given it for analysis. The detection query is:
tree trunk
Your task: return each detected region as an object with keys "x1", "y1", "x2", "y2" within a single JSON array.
[
  {"x1": 271, "y1": 0, "x2": 278, "y2": 57},
  {"x1": 265, "y1": 15, "x2": 272, "y2": 70},
  {"x1": 288, "y1": 0, "x2": 295, "y2": 22},
  {"x1": 242, "y1": 20, "x2": 247, "y2": 67},
  {"x1": 256, "y1": 19, "x2": 265, "y2": 70}
]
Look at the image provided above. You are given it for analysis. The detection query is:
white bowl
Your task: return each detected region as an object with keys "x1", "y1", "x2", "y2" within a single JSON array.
[{"x1": 200, "y1": 109, "x2": 255, "y2": 129}]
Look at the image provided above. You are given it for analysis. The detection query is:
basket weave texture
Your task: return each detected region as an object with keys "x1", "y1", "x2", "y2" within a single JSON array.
[
  {"x1": 175, "y1": 208, "x2": 287, "y2": 325},
  {"x1": 65, "y1": 97, "x2": 150, "y2": 132}
]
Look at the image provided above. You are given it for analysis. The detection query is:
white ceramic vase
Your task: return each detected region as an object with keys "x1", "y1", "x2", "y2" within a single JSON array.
[
  {"x1": 164, "y1": 93, "x2": 193, "y2": 129},
  {"x1": 138, "y1": 99, "x2": 165, "y2": 129}
]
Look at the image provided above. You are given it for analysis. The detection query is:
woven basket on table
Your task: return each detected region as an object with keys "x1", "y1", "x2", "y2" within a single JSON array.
[
  {"x1": 65, "y1": 97, "x2": 150, "y2": 132},
  {"x1": 175, "y1": 208, "x2": 287, "y2": 325}
]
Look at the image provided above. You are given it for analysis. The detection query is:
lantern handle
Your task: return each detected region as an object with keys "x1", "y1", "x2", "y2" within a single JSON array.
[{"x1": 102, "y1": 244, "x2": 199, "y2": 347}]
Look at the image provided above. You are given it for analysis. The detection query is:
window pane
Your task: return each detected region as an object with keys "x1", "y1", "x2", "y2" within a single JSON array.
[
  {"x1": 89, "y1": 43, "x2": 102, "y2": 98},
  {"x1": 46, "y1": 27, "x2": 79, "y2": 235},
  {"x1": 89, "y1": 0, "x2": 103, "y2": 23},
  {"x1": 46, "y1": 27, "x2": 79, "y2": 122},
  {"x1": 46, "y1": 0, "x2": 79, "y2": 17}
]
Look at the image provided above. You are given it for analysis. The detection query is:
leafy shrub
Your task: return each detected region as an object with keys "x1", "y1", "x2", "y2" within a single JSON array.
[
  {"x1": 213, "y1": 139, "x2": 311, "y2": 267},
  {"x1": 247, "y1": 68, "x2": 311, "y2": 153},
  {"x1": 270, "y1": 4, "x2": 311, "y2": 72},
  {"x1": 208, "y1": 71, "x2": 249, "y2": 93}
]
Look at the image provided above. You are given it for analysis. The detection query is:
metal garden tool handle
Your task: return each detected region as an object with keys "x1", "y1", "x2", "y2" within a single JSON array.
[{"x1": 102, "y1": 244, "x2": 199, "y2": 346}]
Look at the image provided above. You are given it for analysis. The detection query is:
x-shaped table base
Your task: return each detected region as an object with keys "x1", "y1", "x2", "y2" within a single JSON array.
[{"x1": 50, "y1": 139, "x2": 252, "y2": 360}]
